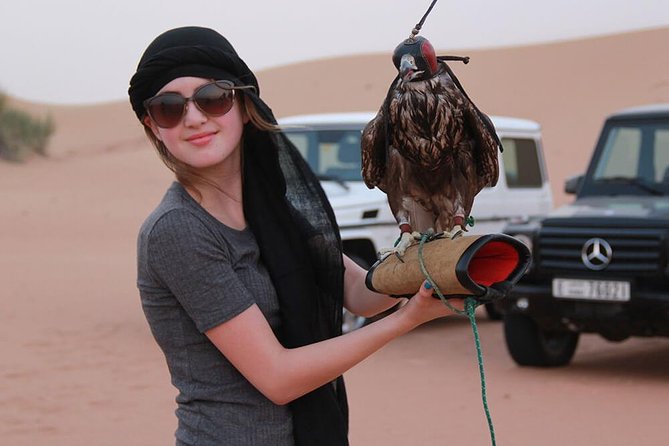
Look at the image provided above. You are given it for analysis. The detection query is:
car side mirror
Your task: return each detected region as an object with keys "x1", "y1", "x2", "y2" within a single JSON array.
[{"x1": 564, "y1": 175, "x2": 584, "y2": 195}]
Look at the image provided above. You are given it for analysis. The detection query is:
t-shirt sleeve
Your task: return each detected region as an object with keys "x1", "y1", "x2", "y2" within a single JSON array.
[{"x1": 145, "y1": 209, "x2": 255, "y2": 333}]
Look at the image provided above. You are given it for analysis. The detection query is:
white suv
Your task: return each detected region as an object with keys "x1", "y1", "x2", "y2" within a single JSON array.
[{"x1": 279, "y1": 112, "x2": 553, "y2": 330}]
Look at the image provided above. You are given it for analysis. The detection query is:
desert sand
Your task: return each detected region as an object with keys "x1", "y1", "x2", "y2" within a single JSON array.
[{"x1": 1, "y1": 27, "x2": 669, "y2": 445}]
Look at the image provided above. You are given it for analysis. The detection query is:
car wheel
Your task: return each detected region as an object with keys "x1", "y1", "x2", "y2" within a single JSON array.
[{"x1": 503, "y1": 313, "x2": 579, "y2": 367}]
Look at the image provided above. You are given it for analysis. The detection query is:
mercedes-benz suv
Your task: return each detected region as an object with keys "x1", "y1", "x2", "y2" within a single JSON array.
[{"x1": 501, "y1": 104, "x2": 669, "y2": 366}]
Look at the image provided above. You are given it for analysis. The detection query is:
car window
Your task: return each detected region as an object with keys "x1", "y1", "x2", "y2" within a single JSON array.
[
  {"x1": 501, "y1": 137, "x2": 543, "y2": 188},
  {"x1": 593, "y1": 124, "x2": 669, "y2": 183},
  {"x1": 284, "y1": 129, "x2": 363, "y2": 181},
  {"x1": 593, "y1": 127, "x2": 642, "y2": 180},
  {"x1": 653, "y1": 128, "x2": 669, "y2": 182}
]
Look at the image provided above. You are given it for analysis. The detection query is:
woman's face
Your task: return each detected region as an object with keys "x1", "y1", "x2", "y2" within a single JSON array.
[{"x1": 144, "y1": 76, "x2": 248, "y2": 171}]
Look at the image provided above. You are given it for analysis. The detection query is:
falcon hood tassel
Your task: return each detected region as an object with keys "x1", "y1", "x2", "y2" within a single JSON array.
[{"x1": 361, "y1": 5, "x2": 502, "y2": 260}]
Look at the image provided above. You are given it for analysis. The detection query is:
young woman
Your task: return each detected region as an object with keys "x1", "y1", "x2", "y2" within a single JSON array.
[{"x1": 128, "y1": 26, "x2": 463, "y2": 446}]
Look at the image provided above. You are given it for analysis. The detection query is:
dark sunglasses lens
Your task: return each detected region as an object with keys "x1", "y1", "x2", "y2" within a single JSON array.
[
  {"x1": 147, "y1": 94, "x2": 186, "y2": 128},
  {"x1": 194, "y1": 83, "x2": 234, "y2": 116}
]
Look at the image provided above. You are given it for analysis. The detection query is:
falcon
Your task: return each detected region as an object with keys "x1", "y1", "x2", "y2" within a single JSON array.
[{"x1": 361, "y1": 35, "x2": 502, "y2": 258}]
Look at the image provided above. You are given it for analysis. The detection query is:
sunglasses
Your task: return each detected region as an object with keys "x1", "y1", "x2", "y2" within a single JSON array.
[{"x1": 143, "y1": 80, "x2": 256, "y2": 129}]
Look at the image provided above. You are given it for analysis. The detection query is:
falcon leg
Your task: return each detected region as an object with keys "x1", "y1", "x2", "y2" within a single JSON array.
[
  {"x1": 444, "y1": 215, "x2": 465, "y2": 240},
  {"x1": 378, "y1": 224, "x2": 421, "y2": 261}
]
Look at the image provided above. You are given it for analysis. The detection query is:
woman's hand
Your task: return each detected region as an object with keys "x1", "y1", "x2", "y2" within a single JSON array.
[{"x1": 396, "y1": 281, "x2": 465, "y2": 330}]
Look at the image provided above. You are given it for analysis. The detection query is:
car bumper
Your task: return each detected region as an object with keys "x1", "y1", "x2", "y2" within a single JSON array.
[{"x1": 498, "y1": 282, "x2": 669, "y2": 338}]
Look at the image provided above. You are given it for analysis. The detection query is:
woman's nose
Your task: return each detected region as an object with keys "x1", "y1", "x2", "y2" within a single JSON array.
[{"x1": 182, "y1": 99, "x2": 207, "y2": 127}]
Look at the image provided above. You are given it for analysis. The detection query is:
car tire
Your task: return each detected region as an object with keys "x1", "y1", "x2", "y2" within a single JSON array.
[{"x1": 503, "y1": 313, "x2": 579, "y2": 367}]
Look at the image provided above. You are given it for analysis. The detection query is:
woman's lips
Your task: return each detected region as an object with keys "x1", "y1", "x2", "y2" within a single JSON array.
[{"x1": 186, "y1": 132, "x2": 216, "y2": 146}]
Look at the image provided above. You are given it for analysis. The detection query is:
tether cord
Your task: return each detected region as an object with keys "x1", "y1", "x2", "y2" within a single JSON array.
[
  {"x1": 411, "y1": 0, "x2": 440, "y2": 37},
  {"x1": 417, "y1": 234, "x2": 497, "y2": 446}
]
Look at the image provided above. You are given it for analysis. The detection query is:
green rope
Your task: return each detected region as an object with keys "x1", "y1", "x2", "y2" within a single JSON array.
[
  {"x1": 465, "y1": 299, "x2": 496, "y2": 446},
  {"x1": 417, "y1": 234, "x2": 497, "y2": 446}
]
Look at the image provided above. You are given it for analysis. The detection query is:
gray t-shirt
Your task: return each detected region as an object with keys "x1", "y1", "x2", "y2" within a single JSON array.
[{"x1": 137, "y1": 182, "x2": 293, "y2": 446}]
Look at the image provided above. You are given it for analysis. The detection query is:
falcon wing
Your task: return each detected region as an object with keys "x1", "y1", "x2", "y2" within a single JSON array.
[
  {"x1": 463, "y1": 101, "x2": 501, "y2": 190},
  {"x1": 361, "y1": 107, "x2": 389, "y2": 189},
  {"x1": 442, "y1": 62, "x2": 501, "y2": 190}
]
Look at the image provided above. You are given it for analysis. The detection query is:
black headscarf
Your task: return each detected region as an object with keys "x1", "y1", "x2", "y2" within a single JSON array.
[{"x1": 129, "y1": 26, "x2": 348, "y2": 445}]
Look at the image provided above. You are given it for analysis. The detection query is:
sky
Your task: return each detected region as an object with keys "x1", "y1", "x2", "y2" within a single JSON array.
[{"x1": 1, "y1": 0, "x2": 669, "y2": 105}]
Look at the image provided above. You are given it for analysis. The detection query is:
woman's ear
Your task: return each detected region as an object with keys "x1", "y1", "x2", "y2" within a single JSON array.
[{"x1": 143, "y1": 116, "x2": 162, "y2": 141}]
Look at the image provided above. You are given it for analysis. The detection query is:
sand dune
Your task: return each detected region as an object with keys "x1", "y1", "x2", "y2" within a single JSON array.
[{"x1": 8, "y1": 26, "x2": 669, "y2": 204}]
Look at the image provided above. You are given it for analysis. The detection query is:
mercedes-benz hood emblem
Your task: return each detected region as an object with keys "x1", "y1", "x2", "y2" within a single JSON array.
[{"x1": 581, "y1": 238, "x2": 613, "y2": 271}]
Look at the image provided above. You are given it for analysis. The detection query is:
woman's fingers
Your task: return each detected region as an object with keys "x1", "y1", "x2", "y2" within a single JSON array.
[{"x1": 417, "y1": 281, "x2": 467, "y2": 314}]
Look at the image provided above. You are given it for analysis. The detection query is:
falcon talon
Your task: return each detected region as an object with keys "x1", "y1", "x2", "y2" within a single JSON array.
[
  {"x1": 422, "y1": 231, "x2": 444, "y2": 243},
  {"x1": 377, "y1": 251, "x2": 393, "y2": 263},
  {"x1": 450, "y1": 229, "x2": 464, "y2": 240}
]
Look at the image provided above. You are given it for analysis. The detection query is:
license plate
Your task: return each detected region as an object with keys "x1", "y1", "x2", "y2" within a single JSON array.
[{"x1": 552, "y1": 278, "x2": 631, "y2": 302}]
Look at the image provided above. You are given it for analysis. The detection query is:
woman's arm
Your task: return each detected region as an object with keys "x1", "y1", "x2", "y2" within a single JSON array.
[
  {"x1": 205, "y1": 283, "x2": 462, "y2": 406},
  {"x1": 342, "y1": 254, "x2": 401, "y2": 317}
]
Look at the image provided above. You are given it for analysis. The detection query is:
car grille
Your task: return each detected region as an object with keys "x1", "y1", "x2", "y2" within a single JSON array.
[{"x1": 537, "y1": 225, "x2": 665, "y2": 275}]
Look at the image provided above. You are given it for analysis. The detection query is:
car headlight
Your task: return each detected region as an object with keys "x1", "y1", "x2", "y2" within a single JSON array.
[{"x1": 512, "y1": 233, "x2": 533, "y2": 254}]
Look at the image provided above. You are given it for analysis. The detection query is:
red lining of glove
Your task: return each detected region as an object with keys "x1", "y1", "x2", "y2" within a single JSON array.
[{"x1": 468, "y1": 241, "x2": 520, "y2": 286}]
